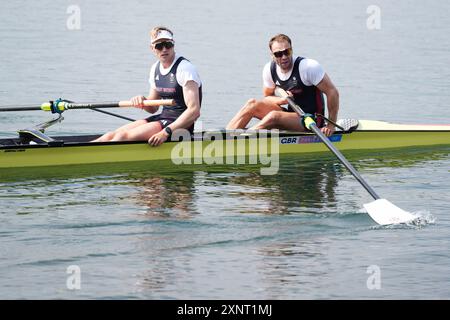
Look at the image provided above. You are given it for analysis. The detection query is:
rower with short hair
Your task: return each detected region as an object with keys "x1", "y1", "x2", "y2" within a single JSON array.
[
  {"x1": 93, "y1": 26, "x2": 202, "y2": 146},
  {"x1": 226, "y1": 33, "x2": 339, "y2": 137}
]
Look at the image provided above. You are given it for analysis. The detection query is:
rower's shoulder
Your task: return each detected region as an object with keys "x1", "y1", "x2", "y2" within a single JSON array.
[
  {"x1": 262, "y1": 61, "x2": 273, "y2": 76},
  {"x1": 178, "y1": 58, "x2": 199, "y2": 71},
  {"x1": 149, "y1": 61, "x2": 159, "y2": 72},
  {"x1": 299, "y1": 57, "x2": 321, "y2": 69},
  {"x1": 178, "y1": 56, "x2": 195, "y2": 66}
]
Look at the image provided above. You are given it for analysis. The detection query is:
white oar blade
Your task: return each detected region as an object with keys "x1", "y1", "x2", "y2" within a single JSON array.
[{"x1": 363, "y1": 199, "x2": 416, "y2": 225}]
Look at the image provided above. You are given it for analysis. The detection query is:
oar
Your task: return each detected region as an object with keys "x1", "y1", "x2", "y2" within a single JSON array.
[
  {"x1": 274, "y1": 87, "x2": 416, "y2": 225},
  {"x1": 0, "y1": 99, "x2": 175, "y2": 112}
]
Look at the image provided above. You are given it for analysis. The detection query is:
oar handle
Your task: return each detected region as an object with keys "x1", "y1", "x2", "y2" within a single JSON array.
[{"x1": 117, "y1": 99, "x2": 176, "y2": 107}]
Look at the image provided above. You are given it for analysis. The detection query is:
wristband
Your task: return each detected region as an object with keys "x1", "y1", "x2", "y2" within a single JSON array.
[{"x1": 164, "y1": 126, "x2": 172, "y2": 136}]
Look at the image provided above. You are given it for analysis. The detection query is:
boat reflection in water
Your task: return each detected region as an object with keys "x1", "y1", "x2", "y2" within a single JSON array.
[
  {"x1": 128, "y1": 174, "x2": 199, "y2": 218},
  {"x1": 124, "y1": 146, "x2": 449, "y2": 219},
  {"x1": 122, "y1": 156, "x2": 343, "y2": 217}
]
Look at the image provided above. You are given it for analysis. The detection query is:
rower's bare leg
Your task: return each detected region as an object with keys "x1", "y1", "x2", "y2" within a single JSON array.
[
  {"x1": 110, "y1": 121, "x2": 162, "y2": 142},
  {"x1": 92, "y1": 119, "x2": 148, "y2": 142},
  {"x1": 249, "y1": 111, "x2": 305, "y2": 131},
  {"x1": 226, "y1": 99, "x2": 282, "y2": 129}
]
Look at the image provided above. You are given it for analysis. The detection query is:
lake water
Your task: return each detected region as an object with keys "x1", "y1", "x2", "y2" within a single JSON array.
[{"x1": 0, "y1": 0, "x2": 449, "y2": 299}]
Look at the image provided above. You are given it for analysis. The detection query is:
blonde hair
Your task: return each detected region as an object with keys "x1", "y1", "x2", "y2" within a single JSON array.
[
  {"x1": 150, "y1": 26, "x2": 173, "y2": 40},
  {"x1": 268, "y1": 34, "x2": 292, "y2": 50}
]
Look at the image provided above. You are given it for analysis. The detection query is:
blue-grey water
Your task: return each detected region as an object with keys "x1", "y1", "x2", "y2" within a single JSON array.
[{"x1": 0, "y1": 0, "x2": 449, "y2": 299}]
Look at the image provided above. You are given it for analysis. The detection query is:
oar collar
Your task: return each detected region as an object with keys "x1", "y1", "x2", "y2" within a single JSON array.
[
  {"x1": 42, "y1": 98, "x2": 74, "y2": 114},
  {"x1": 301, "y1": 113, "x2": 316, "y2": 131}
]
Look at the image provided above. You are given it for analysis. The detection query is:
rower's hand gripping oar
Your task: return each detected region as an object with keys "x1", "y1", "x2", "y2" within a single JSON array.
[
  {"x1": 274, "y1": 87, "x2": 416, "y2": 225},
  {"x1": 0, "y1": 99, "x2": 176, "y2": 112}
]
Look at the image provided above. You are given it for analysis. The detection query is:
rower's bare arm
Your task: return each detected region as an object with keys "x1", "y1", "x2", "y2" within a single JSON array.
[
  {"x1": 166, "y1": 81, "x2": 201, "y2": 131},
  {"x1": 316, "y1": 73, "x2": 339, "y2": 123},
  {"x1": 263, "y1": 87, "x2": 287, "y2": 105}
]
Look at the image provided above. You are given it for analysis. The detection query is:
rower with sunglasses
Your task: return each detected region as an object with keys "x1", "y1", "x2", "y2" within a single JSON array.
[
  {"x1": 94, "y1": 26, "x2": 202, "y2": 146},
  {"x1": 227, "y1": 33, "x2": 339, "y2": 136}
]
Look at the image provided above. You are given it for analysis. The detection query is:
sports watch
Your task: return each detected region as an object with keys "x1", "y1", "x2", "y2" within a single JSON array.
[{"x1": 164, "y1": 126, "x2": 172, "y2": 136}]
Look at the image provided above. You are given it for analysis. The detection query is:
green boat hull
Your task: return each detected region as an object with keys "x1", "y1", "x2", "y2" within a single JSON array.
[{"x1": 1, "y1": 129, "x2": 449, "y2": 170}]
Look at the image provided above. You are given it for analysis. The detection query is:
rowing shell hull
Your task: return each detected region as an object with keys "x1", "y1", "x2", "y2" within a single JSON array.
[{"x1": 1, "y1": 124, "x2": 449, "y2": 169}]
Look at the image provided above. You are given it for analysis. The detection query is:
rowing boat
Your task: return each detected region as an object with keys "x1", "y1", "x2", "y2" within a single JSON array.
[
  {"x1": 1, "y1": 119, "x2": 449, "y2": 169},
  {"x1": 1, "y1": 97, "x2": 449, "y2": 225}
]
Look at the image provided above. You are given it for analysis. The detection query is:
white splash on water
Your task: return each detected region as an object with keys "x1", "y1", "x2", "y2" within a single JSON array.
[{"x1": 406, "y1": 211, "x2": 436, "y2": 227}]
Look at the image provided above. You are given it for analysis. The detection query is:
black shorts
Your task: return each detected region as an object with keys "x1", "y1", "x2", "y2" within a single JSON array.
[
  {"x1": 145, "y1": 114, "x2": 175, "y2": 129},
  {"x1": 145, "y1": 114, "x2": 194, "y2": 134}
]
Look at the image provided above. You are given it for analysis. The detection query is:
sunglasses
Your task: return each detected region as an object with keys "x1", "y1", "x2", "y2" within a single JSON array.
[
  {"x1": 154, "y1": 41, "x2": 174, "y2": 51},
  {"x1": 273, "y1": 48, "x2": 292, "y2": 58}
]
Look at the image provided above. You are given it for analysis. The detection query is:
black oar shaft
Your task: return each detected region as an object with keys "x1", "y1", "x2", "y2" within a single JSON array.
[
  {"x1": 65, "y1": 102, "x2": 120, "y2": 109},
  {"x1": 0, "y1": 103, "x2": 120, "y2": 112},
  {"x1": 286, "y1": 96, "x2": 380, "y2": 200},
  {"x1": 0, "y1": 99, "x2": 175, "y2": 112},
  {"x1": 66, "y1": 99, "x2": 175, "y2": 109},
  {"x1": 0, "y1": 106, "x2": 41, "y2": 112}
]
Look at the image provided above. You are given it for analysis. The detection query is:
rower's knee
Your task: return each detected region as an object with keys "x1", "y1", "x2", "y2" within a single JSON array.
[
  {"x1": 246, "y1": 98, "x2": 258, "y2": 106},
  {"x1": 96, "y1": 131, "x2": 115, "y2": 142},
  {"x1": 242, "y1": 98, "x2": 259, "y2": 114},
  {"x1": 112, "y1": 131, "x2": 128, "y2": 141},
  {"x1": 263, "y1": 111, "x2": 282, "y2": 126}
]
